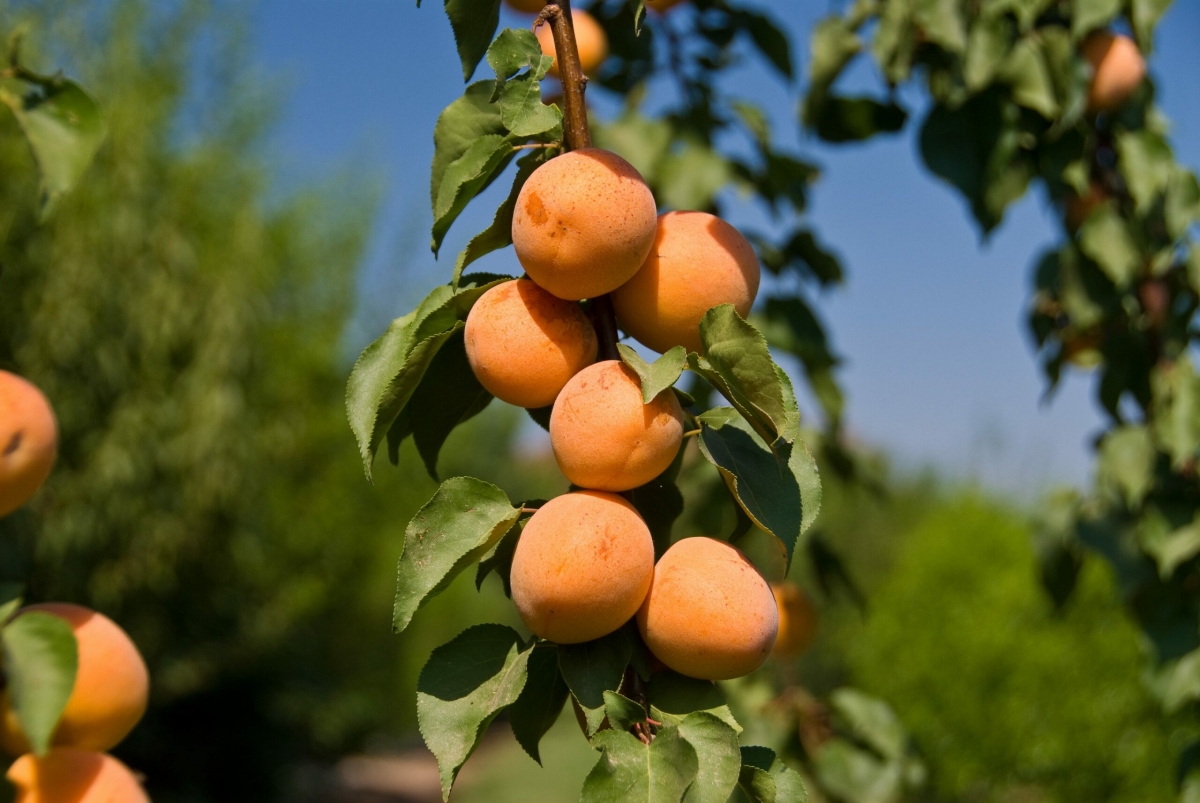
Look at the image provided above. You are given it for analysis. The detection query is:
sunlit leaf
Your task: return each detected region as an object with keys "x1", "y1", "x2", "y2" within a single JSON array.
[{"x1": 2, "y1": 612, "x2": 78, "y2": 755}]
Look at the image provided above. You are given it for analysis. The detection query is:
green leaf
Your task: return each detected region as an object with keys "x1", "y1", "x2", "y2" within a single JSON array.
[
  {"x1": 811, "y1": 739, "x2": 902, "y2": 803},
  {"x1": 872, "y1": 1, "x2": 916, "y2": 84},
  {"x1": 432, "y1": 133, "x2": 516, "y2": 255},
  {"x1": 693, "y1": 305, "x2": 791, "y2": 445},
  {"x1": 430, "y1": 80, "x2": 507, "y2": 225},
  {"x1": 738, "y1": 746, "x2": 809, "y2": 803},
  {"x1": 964, "y1": 15, "x2": 1013, "y2": 92},
  {"x1": 999, "y1": 37, "x2": 1059, "y2": 118},
  {"x1": 913, "y1": 0, "x2": 966, "y2": 52},
  {"x1": 454, "y1": 150, "x2": 549, "y2": 286},
  {"x1": 487, "y1": 29, "x2": 561, "y2": 138},
  {"x1": 592, "y1": 110, "x2": 673, "y2": 185},
  {"x1": 2, "y1": 78, "x2": 106, "y2": 217},
  {"x1": 828, "y1": 689, "x2": 908, "y2": 760},
  {"x1": 487, "y1": 27, "x2": 550, "y2": 88},
  {"x1": 736, "y1": 11, "x2": 793, "y2": 80},
  {"x1": 1137, "y1": 506, "x2": 1200, "y2": 579},
  {"x1": 603, "y1": 690, "x2": 648, "y2": 732},
  {"x1": 657, "y1": 142, "x2": 733, "y2": 211},
  {"x1": 627, "y1": 473, "x2": 685, "y2": 559},
  {"x1": 393, "y1": 478, "x2": 520, "y2": 633},
  {"x1": 1165, "y1": 167, "x2": 1200, "y2": 240},
  {"x1": 416, "y1": 625, "x2": 530, "y2": 800},
  {"x1": 396, "y1": 329, "x2": 493, "y2": 479},
  {"x1": 1078, "y1": 207, "x2": 1140, "y2": 288},
  {"x1": 678, "y1": 712, "x2": 742, "y2": 803},
  {"x1": 807, "y1": 18, "x2": 860, "y2": 91},
  {"x1": 509, "y1": 641, "x2": 569, "y2": 763},
  {"x1": 646, "y1": 670, "x2": 740, "y2": 733},
  {"x1": 0, "y1": 584, "x2": 23, "y2": 625},
  {"x1": 558, "y1": 628, "x2": 633, "y2": 719},
  {"x1": 2, "y1": 611, "x2": 78, "y2": 755},
  {"x1": 1097, "y1": 425, "x2": 1155, "y2": 508},
  {"x1": 443, "y1": 0, "x2": 503, "y2": 81},
  {"x1": 696, "y1": 408, "x2": 821, "y2": 569},
  {"x1": 1072, "y1": 0, "x2": 1122, "y2": 38},
  {"x1": 581, "y1": 725, "x2": 699, "y2": 803},
  {"x1": 618, "y1": 345, "x2": 687, "y2": 404},
  {"x1": 757, "y1": 298, "x2": 842, "y2": 422},
  {"x1": 752, "y1": 229, "x2": 843, "y2": 285},
  {"x1": 1131, "y1": 0, "x2": 1173, "y2": 50},
  {"x1": 805, "y1": 96, "x2": 908, "y2": 143},
  {"x1": 1117, "y1": 130, "x2": 1173, "y2": 214},
  {"x1": 475, "y1": 516, "x2": 524, "y2": 596},
  {"x1": 1151, "y1": 358, "x2": 1200, "y2": 468},
  {"x1": 347, "y1": 278, "x2": 507, "y2": 478}
]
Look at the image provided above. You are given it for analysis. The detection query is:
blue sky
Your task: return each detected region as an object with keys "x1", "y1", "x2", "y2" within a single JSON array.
[{"x1": 252, "y1": 1, "x2": 1200, "y2": 497}]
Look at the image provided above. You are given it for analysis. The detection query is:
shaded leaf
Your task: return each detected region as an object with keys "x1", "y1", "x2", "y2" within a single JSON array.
[
  {"x1": 393, "y1": 478, "x2": 519, "y2": 632},
  {"x1": 510, "y1": 641, "x2": 569, "y2": 763},
  {"x1": 453, "y1": 151, "x2": 549, "y2": 285},
  {"x1": 559, "y1": 628, "x2": 633, "y2": 714},
  {"x1": 2, "y1": 612, "x2": 78, "y2": 755},
  {"x1": 416, "y1": 625, "x2": 530, "y2": 799},
  {"x1": 1097, "y1": 425, "x2": 1155, "y2": 508},
  {"x1": 475, "y1": 517, "x2": 524, "y2": 596},
  {"x1": 999, "y1": 37, "x2": 1058, "y2": 118},
  {"x1": 432, "y1": 133, "x2": 515, "y2": 255},
  {"x1": 646, "y1": 670, "x2": 740, "y2": 733},
  {"x1": 443, "y1": 0, "x2": 503, "y2": 81},
  {"x1": 618, "y1": 345, "x2": 687, "y2": 404},
  {"x1": 627, "y1": 472, "x2": 686, "y2": 559},
  {"x1": 1078, "y1": 207, "x2": 1140, "y2": 288},
  {"x1": 738, "y1": 746, "x2": 809, "y2": 803},
  {"x1": 603, "y1": 690, "x2": 647, "y2": 732},
  {"x1": 807, "y1": 96, "x2": 908, "y2": 143}
]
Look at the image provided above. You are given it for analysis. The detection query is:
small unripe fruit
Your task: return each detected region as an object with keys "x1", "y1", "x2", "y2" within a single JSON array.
[
  {"x1": 638, "y1": 537, "x2": 778, "y2": 680},
  {"x1": 505, "y1": 0, "x2": 545, "y2": 13},
  {"x1": 611, "y1": 211, "x2": 760, "y2": 354},
  {"x1": 536, "y1": 10, "x2": 608, "y2": 78},
  {"x1": 8, "y1": 749, "x2": 149, "y2": 803},
  {"x1": 464, "y1": 279, "x2": 598, "y2": 408},
  {"x1": 513, "y1": 149, "x2": 658, "y2": 301},
  {"x1": 0, "y1": 371, "x2": 58, "y2": 518},
  {"x1": 550, "y1": 360, "x2": 684, "y2": 492},
  {"x1": 771, "y1": 582, "x2": 818, "y2": 658},
  {"x1": 1082, "y1": 32, "x2": 1146, "y2": 114},
  {"x1": 0, "y1": 604, "x2": 149, "y2": 755},
  {"x1": 511, "y1": 491, "x2": 655, "y2": 644}
]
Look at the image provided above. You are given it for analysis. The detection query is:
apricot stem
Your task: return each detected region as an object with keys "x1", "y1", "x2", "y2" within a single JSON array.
[{"x1": 539, "y1": 0, "x2": 621, "y2": 360}]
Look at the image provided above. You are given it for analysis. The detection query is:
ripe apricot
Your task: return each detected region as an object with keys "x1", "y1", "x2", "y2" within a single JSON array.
[
  {"x1": 0, "y1": 371, "x2": 58, "y2": 518},
  {"x1": 638, "y1": 537, "x2": 778, "y2": 680},
  {"x1": 512, "y1": 149, "x2": 658, "y2": 301},
  {"x1": 1082, "y1": 32, "x2": 1146, "y2": 114},
  {"x1": 510, "y1": 491, "x2": 654, "y2": 644},
  {"x1": 8, "y1": 749, "x2": 149, "y2": 803},
  {"x1": 536, "y1": 10, "x2": 608, "y2": 78},
  {"x1": 464, "y1": 279, "x2": 597, "y2": 408},
  {"x1": 505, "y1": 0, "x2": 545, "y2": 13},
  {"x1": 771, "y1": 582, "x2": 818, "y2": 658},
  {"x1": 611, "y1": 211, "x2": 760, "y2": 354},
  {"x1": 0, "y1": 604, "x2": 149, "y2": 755},
  {"x1": 549, "y1": 360, "x2": 684, "y2": 491}
]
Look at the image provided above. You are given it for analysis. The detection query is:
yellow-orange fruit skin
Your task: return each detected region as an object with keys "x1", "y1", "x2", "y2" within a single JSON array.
[
  {"x1": 8, "y1": 749, "x2": 149, "y2": 803},
  {"x1": 771, "y1": 583, "x2": 818, "y2": 658},
  {"x1": 550, "y1": 360, "x2": 684, "y2": 492},
  {"x1": 510, "y1": 491, "x2": 655, "y2": 644},
  {"x1": 464, "y1": 279, "x2": 598, "y2": 408},
  {"x1": 505, "y1": 0, "x2": 545, "y2": 13},
  {"x1": 611, "y1": 212, "x2": 760, "y2": 354},
  {"x1": 0, "y1": 371, "x2": 58, "y2": 518},
  {"x1": 638, "y1": 537, "x2": 778, "y2": 680},
  {"x1": 645, "y1": 0, "x2": 687, "y2": 10},
  {"x1": 1083, "y1": 32, "x2": 1146, "y2": 114},
  {"x1": 0, "y1": 604, "x2": 149, "y2": 755},
  {"x1": 512, "y1": 149, "x2": 658, "y2": 301},
  {"x1": 536, "y1": 10, "x2": 608, "y2": 78}
]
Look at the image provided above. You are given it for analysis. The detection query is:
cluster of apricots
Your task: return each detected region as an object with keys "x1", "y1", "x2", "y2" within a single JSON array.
[
  {"x1": 462, "y1": 141, "x2": 816, "y2": 681},
  {"x1": 504, "y1": 0, "x2": 688, "y2": 82},
  {"x1": 0, "y1": 371, "x2": 152, "y2": 802}
]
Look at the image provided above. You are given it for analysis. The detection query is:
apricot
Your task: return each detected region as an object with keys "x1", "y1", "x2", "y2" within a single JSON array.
[
  {"x1": 0, "y1": 371, "x2": 58, "y2": 518},
  {"x1": 505, "y1": 0, "x2": 545, "y2": 13},
  {"x1": 637, "y1": 537, "x2": 778, "y2": 680},
  {"x1": 536, "y1": 10, "x2": 608, "y2": 78},
  {"x1": 0, "y1": 604, "x2": 149, "y2": 755},
  {"x1": 771, "y1": 582, "x2": 818, "y2": 658},
  {"x1": 549, "y1": 360, "x2": 684, "y2": 491},
  {"x1": 464, "y1": 279, "x2": 597, "y2": 408},
  {"x1": 512, "y1": 149, "x2": 658, "y2": 301},
  {"x1": 510, "y1": 491, "x2": 654, "y2": 644},
  {"x1": 8, "y1": 749, "x2": 149, "y2": 803},
  {"x1": 1082, "y1": 32, "x2": 1146, "y2": 114},
  {"x1": 611, "y1": 211, "x2": 760, "y2": 354}
]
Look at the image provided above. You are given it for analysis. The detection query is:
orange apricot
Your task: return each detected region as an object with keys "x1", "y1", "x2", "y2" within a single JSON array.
[
  {"x1": 512, "y1": 149, "x2": 658, "y2": 301},
  {"x1": 8, "y1": 749, "x2": 149, "y2": 803},
  {"x1": 505, "y1": 0, "x2": 545, "y2": 13},
  {"x1": 510, "y1": 491, "x2": 655, "y2": 644},
  {"x1": 464, "y1": 279, "x2": 598, "y2": 408},
  {"x1": 1082, "y1": 32, "x2": 1146, "y2": 114},
  {"x1": 0, "y1": 604, "x2": 149, "y2": 755},
  {"x1": 637, "y1": 537, "x2": 778, "y2": 680},
  {"x1": 536, "y1": 10, "x2": 608, "y2": 78},
  {"x1": 549, "y1": 360, "x2": 684, "y2": 491},
  {"x1": 0, "y1": 371, "x2": 58, "y2": 518},
  {"x1": 611, "y1": 211, "x2": 760, "y2": 354},
  {"x1": 771, "y1": 582, "x2": 818, "y2": 658}
]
